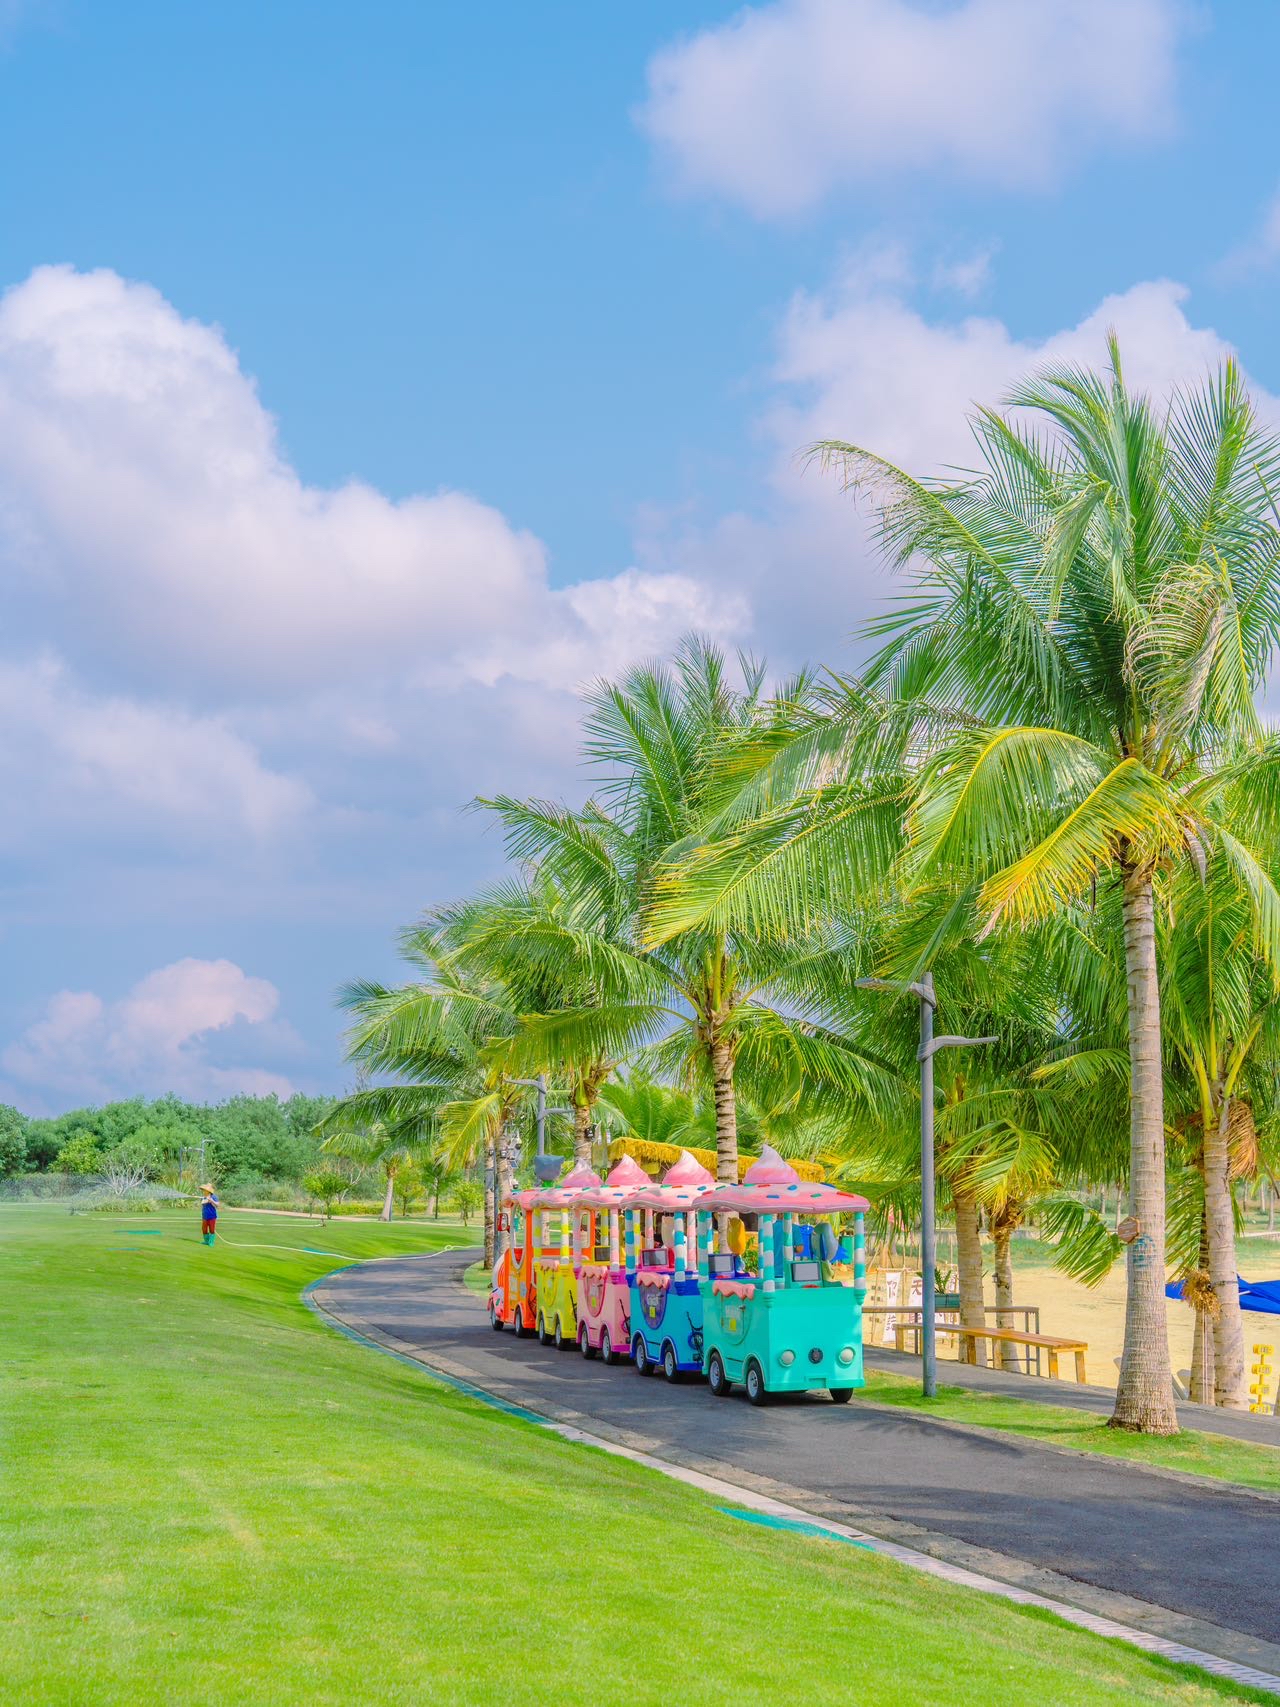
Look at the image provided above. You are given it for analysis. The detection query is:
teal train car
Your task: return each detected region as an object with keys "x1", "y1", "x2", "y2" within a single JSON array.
[
  {"x1": 697, "y1": 1149, "x2": 868, "y2": 1405},
  {"x1": 624, "y1": 1150, "x2": 719, "y2": 1379}
]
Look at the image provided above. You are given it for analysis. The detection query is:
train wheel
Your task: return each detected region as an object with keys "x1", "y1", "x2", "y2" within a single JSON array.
[
  {"x1": 579, "y1": 1325, "x2": 596, "y2": 1359},
  {"x1": 745, "y1": 1359, "x2": 769, "y2": 1406},
  {"x1": 537, "y1": 1315, "x2": 552, "y2": 1346},
  {"x1": 707, "y1": 1351, "x2": 730, "y2": 1397},
  {"x1": 600, "y1": 1328, "x2": 614, "y2": 1366},
  {"x1": 512, "y1": 1312, "x2": 527, "y2": 1339},
  {"x1": 553, "y1": 1317, "x2": 566, "y2": 1351},
  {"x1": 829, "y1": 1386, "x2": 854, "y2": 1404},
  {"x1": 633, "y1": 1336, "x2": 653, "y2": 1376},
  {"x1": 489, "y1": 1304, "x2": 504, "y2": 1332},
  {"x1": 662, "y1": 1342, "x2": 680, "y2": 1383}
]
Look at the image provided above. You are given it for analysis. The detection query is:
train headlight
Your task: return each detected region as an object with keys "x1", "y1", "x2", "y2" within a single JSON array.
[
  {"x1": 778, "y1": 1349, "x2": 796, "y2": 1367},
  {"x1": 837, "y1": 1346, "x2": 855, "y2": 1365}
]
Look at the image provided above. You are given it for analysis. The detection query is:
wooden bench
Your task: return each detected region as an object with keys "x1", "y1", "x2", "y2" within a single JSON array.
[{"x1": 894, "y1": 1319, "x2": 1088, "y2": 1383}]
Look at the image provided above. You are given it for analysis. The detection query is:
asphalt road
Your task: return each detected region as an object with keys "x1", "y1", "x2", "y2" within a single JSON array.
[{"x1": 316, "y1": 1247, "x2": 1280, "y2": 1653}]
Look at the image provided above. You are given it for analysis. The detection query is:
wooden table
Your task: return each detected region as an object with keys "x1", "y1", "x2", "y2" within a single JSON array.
[{"x1": 892, "y1": 1319, "x2": 1088, "y2": 1383}]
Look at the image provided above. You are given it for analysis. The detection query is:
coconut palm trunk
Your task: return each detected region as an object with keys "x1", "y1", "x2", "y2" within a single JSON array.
[
  {"x1": 494, "y1": 1124, "x2": 516, "y2": 1266},
  {"x1": 1186, "y1": 1211, "x2": 1213, "y2": 1404},
  {"x1": 1112, "y1": 874, "x2": 1178, "y2": 1433},
  {"x1": 710, "y1": 1034, "x2": 738, "y2": 1183},
  {"x1": 952, "y1": 1186, "x2": 988, "y2": 1368},
  {"x1": 483, "y1": 1133, "x2": 496, "y2": 1268},
  {"x1": 1190, "y1": 1308, "x2": 1212, "y2": 1404},
  {"x1": 1205, "y1": 1097, "x2": 1246, "y2": 1409},
  {"x1": 380, "y1": 1169, "x2": 395, "y2": 1223},
  {"x1": 572, "y1": 1102, "x2": 593, "y2": 1167},
  {"x1": 991, "y1": 1209, "x2": 1022, "y2": 1374}
]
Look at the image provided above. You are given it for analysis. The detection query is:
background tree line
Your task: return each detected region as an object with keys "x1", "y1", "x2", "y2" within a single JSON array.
[{"x1": 0, "y1": 1090, "x2": 494, "y2": 1222}]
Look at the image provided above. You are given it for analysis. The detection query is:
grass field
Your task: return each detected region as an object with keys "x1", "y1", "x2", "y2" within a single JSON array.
[{"x1": 1, "y1": 1206, "x2": 1271, "y2": 1707}]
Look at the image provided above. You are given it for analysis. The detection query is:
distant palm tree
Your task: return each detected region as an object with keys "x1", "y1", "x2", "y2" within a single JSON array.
[
  {"x1": 320, "y1": 1120, "x2": 421, "y2": 1223},
  {"x1": 435, "y1": 872, "x2": 629, "y2": 1165},
  {"x1": 321, "y1": 924, "x2": 531, "y2": 1265}
]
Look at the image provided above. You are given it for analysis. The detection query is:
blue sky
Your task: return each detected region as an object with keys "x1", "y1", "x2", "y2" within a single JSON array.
[{"x1": 3, "y1": 0, "x2": 1280, "y2": 1112}]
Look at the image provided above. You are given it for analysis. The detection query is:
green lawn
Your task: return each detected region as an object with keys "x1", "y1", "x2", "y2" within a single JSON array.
[
  {"x1": 0, "y1": 1208, "x2": 1269, "y2": 1707},
  {"x1": 858, "y1": 1370, "x2": 1280, "y2": 1493}
]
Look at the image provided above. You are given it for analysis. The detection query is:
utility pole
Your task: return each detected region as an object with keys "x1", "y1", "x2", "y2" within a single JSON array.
[
  {"x1": 857, "y1": 971, "x2": 993, "y2": 1400},
  {"x1": 918, "y1": 971, "x2": 937, "y2": 1398}
]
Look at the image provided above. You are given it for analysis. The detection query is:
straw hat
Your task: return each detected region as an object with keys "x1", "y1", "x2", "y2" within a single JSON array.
[{"x1": 201, "y1": 1183, "x2": 216, "y2": 1194}]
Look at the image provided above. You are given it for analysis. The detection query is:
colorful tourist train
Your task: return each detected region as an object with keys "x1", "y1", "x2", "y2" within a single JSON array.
[{"x1": 489, "y1": 1144, "x2": 869, "y2": 1403}]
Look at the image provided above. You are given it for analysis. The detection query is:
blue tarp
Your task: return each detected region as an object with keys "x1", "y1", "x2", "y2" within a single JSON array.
[{"x1": 1166, "y1": 1276, "x2": 1280, "y2": 1316}]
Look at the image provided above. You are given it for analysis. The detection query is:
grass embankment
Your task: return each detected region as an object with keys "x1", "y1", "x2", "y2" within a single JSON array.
[
  {"x1": 861, "y1": 1371, "x2": 1280, "y2": 1493},
  {"x1": 0, "y1": 1208, "x2": 1268, "y2": 1707}
]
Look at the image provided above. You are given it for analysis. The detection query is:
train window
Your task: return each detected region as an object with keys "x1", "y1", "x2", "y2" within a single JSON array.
[{"x1": 790, "y1": 1260, "x2": 821, "y2": 1285}]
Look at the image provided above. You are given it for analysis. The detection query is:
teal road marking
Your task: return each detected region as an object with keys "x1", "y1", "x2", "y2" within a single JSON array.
[{"x1": 718, "y1": 1508, "x2": 873, "y2": 1547}]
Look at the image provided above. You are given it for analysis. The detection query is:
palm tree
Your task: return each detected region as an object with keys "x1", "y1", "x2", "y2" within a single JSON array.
[
  {"x1": 320, "y1": 1120, "x2": 421, "y2": 1222},
  {"x1": 321, "y1": 921, "x2": 531, "y2": 1265},
  {"x1": 651, "y1": 348, "x2": 1280, "y2": 1433},
  {"x1": 1161, "y1": 858, "x2": 1280, "y2": 1409},
  {"x1": 486, "y1": 639, "x2": 897, "y2": 1183},
  {"x1": 1042, "y1": 864, "x2": 1280, "y2": 1408},
  {"x1": 823, "y1": 901, "x2": 1072, "y2": 1367},
  {"x1": 595, "y1": 1070, "x2": 703, "y2": 1150},
  {"x1": 434, "y1": 873, "x2": 624, "y2": 1166}
]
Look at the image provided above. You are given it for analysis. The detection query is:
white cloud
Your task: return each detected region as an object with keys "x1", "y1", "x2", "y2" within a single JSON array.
[
  {"x1": 0, "y1": 263, "x2": 751, "y2": 1001},
  {"x1": 1215, "y1": 187, "x2": 1280, "y2": 281},
  {"x1": 638, "y1": 272, "x2": 1279, "y2": 672},
  {"x1": 456, "y1": 566, "x2": 750, "y2": 690},
  {"x1": 931, "y1": 247, "x2": 996, "y2": 300},
  {"x1": 0, "y1": 654, "x2": 310, "y2": 850},
  {"x1": 768, "y1": 276, "x2": 1246, "y2": 476},
  {"x1": 2, "y1": 958, "x2": 296, "y2": 1105},
  {"x1": 0, "y1": 265, "x2": 740, "y2": 699},
  {"x1": 639, "y1": 0, "x2": 1184, "y2": 216}
]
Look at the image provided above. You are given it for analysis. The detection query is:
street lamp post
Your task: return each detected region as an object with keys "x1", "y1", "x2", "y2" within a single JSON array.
[
  {"x1": 511, "y1": 1074, "x2": 573, "y2": 1182},
  {"x1": 857, "y1": 971, "x2": 993, "y2": 1400}
]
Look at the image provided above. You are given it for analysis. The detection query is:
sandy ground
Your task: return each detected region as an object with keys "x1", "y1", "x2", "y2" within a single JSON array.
[{"x1": 869, "y1": 1232, "x2": 1280, "y2": 1395}]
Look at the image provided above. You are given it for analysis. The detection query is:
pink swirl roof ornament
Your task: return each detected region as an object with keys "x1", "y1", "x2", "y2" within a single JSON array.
[
  {"x1": 538, "y1": 1161, "x2": 604, "y2": 1207},
  {"x1": 576, "y1": 1152, "x2": 653, "y2": 1208},
  {"x1": 701, "y1": 1143, "x2": 870, "y2": 1217},
  {"x1": 607, "y1": 1154, "x2": 651, "y2": 1190},
  {"x1": 742, "y1": 1145, "x2": 800, "y2": 1187},
  {"x1": 664, "y1": 1150, "x2": 716, "y2": 1188},
  {"x1": 629, "y1": 1148, "x2": 718, "y2": 1211}
]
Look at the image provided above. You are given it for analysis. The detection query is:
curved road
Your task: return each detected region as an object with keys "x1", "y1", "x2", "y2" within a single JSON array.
[{"x1": 313, "y1": 1247, "x2": 1280, "y2": 1671}]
